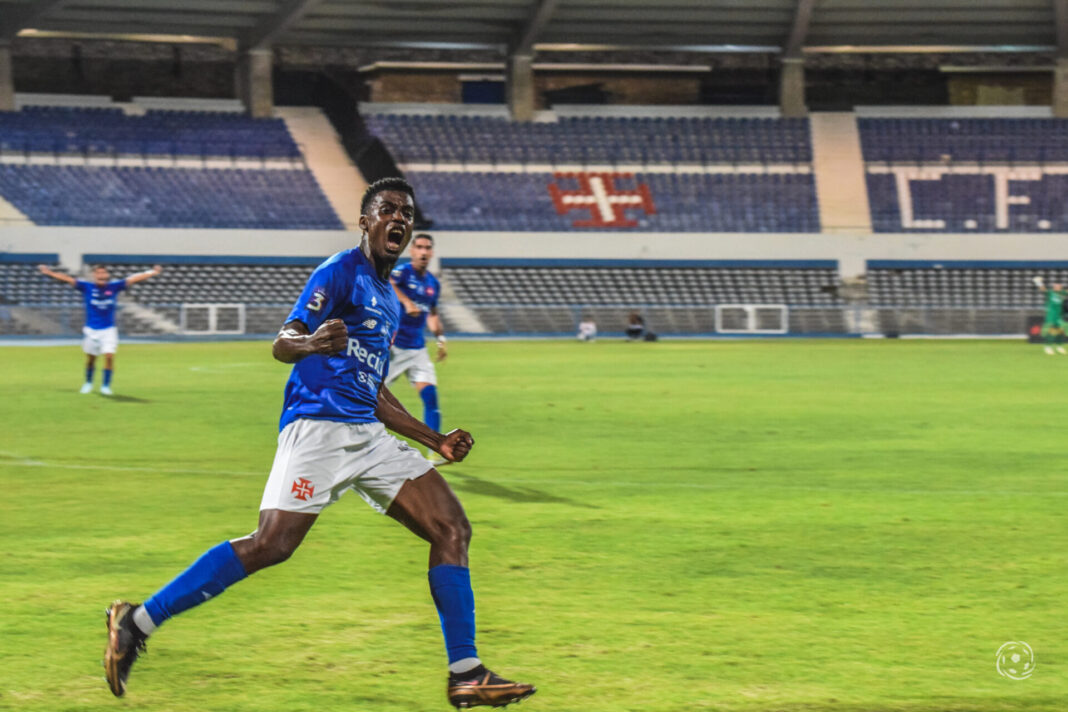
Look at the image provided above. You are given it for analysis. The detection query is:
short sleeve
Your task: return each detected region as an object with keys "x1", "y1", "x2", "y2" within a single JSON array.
[
  {"x1": 286, "y1": 258, "x2": 348, "y2": 332},
  {"x1": 390, "y1": 265, "x2": 405, "y2": 282},
  {"x1": 74, "y1": 280, "x2": 91, "y2": 294},
  {"x1": 110, "y1": 279, "x2": 128, "y2": 293}
]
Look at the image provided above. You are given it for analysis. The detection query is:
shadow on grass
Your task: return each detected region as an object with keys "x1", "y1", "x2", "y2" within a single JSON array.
[
  {"x1": 100, "y1": 393, "x2": 152, "y2": 404},
  {"x1": 442, "y1": 469, "x2": 598, "y2": 508}
]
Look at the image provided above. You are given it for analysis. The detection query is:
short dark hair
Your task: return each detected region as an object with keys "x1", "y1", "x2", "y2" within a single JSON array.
[
  {"x1": 412, "y1": 233, "x2": 433, "y2": 245},
  {"x1": 361, "y1": 177, "x2": 415, "y2": 215}
]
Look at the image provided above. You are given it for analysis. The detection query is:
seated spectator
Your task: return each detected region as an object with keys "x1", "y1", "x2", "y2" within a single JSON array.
[
  {"x1": 625, "y1": 311, "x2": 658, "y2": 342},
  {"x1": 576, "y1": 317, "x2": 597, "y2": 342}
]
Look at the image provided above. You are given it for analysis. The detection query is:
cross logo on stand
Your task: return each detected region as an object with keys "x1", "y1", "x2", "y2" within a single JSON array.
[{"x1": 548, "y1": 172, "x2": 656, "y2": 228}]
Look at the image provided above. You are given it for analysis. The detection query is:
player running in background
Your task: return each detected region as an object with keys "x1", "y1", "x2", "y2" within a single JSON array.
[
  {"x1": 102, "y1": 178, "x2": 535, "y2": 709},
  {"x1": 37, "y1": 263, "x2": 162, "y2": 395},
  {"x1": 1033, "y1": 276, "x2": 1068, "y2": 355},
  {"x1": 387, "y1": 233, "x2": 447, "y2": 459}
]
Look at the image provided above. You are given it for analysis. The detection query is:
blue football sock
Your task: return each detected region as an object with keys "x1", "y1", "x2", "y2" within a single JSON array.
[
  {"x1": 103, "y1": 369, "x2": 112, "y2": 387},
  {"x1": 85, "y1": 366, "x2": 94, "y2": 384},
  {"x1": 143, "y1": 541, "x2": 248, "y2": 627},
  {"x1": 428, "y1": 564, "x2": 478, "y2": 664},
  {"x1": 420, "y1": 385, "x2": 441, "y2": 432}
]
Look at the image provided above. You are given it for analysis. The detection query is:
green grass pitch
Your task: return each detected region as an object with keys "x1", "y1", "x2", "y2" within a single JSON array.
[{"x1": 1, "y1": 339, "x2": 1065, "y2": 712}]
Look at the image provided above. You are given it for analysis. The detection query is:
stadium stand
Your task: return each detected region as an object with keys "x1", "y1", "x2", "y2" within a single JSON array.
[
  {"x1": 364, "y1": 113, "x2": 818, "y2": 232},
  {"x1": 0, "y1": 106, "x2": 343, "y2": 229},
  {"x1": 0, "y1": 106, "x2": 300, "y2": 157},
  {"x1": 0, "y1": 165, "x2": 343, "y2": 229},
  {"x1": 858, "y1": 119, "x2": 1068, "y2": 232},
  {"x1": 363, "y1": 115, "x2": 813, "y2": 165},
  {"x1": 440, "y1": 259, "x2": 844, "y2": 335},
  {"x1": 866, "y1": 260, "x2": 1056, "y2": 335},
  {"x1": 408, "y1": 171, "x2": 818, "y2": 232}
]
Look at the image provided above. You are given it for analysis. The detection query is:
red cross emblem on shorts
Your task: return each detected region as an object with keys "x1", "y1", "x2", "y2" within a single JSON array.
[
  {"x1": 291, "y1": 477, "x2": 315, "y2": 501},
  {"x1": 548, "y1": 172, "x2": 656, "y2": 228}
]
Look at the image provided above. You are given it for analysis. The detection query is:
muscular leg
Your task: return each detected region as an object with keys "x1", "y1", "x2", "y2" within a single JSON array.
[
  {"x1": 387, "y1": 469, "x2": 469, "y2": 567},
  {"x1": 231, "y1": 508, "x2": 318, "y2": 574},
  {"x1": 85, "y1": 354, "x2": 96, "y2": 385},
  {"x1": 137, "y1": 508, "x2": 317, "y2": 633},
  {"x1": 388, "y1": 470, "x2": 479, "y2": 672}
]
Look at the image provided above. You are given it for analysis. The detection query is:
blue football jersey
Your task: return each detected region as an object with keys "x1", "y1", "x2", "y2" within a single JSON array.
[
  {"x1": 75, "y1": 279, "x2": 127, "y2": 329},
  {"x1": 390, "y1": 262, "x2": 440, "y2": 349},
  {"x1": 278, "y1": 248, "x2": 400, "y2": 432}
]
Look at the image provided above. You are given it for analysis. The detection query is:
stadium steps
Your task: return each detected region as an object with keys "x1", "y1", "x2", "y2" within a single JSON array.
[
  {"x1": 809, "y1": 113, "x2": 871, "y2": 233},
  {"x1": 117, "y1": 298, "x2": 181, "y2": 334},
  {"x1": 437, "y1": 276, "x2": 488, "y2": 334},
  {"x1": 276, "y1": 107, "x2": 366, "y2": 230}
]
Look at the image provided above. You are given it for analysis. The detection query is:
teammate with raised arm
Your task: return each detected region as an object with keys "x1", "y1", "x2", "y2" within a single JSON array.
[
  {"x1": 387, "y1": 233, "x2": 448, "y2": 459},
  {"x1": 102, "y1": 178, "x2": 535, "y2": 709},
  {"x1": 1033, "y1": 275, "x2": 1068, "y2": 355},
  {"x1": 38, "y1": 263, "x2": 162, "y2": 395}
]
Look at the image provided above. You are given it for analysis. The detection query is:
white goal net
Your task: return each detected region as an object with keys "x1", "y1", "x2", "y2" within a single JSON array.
[
  {"x1": 180, "y1": 303, "x2": 247, "y2": 335},
  {"x1": 714, "y1": 304, "x2": 789, "y2": 334}
]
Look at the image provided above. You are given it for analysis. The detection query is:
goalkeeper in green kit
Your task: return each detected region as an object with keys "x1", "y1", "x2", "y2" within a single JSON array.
[{"x1": 1033, "y1": 276, "x2": 1068, "y2": 355}]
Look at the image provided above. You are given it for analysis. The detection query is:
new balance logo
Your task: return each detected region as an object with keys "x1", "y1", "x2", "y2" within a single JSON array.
[{"x1": 363, "y1": 318, "x2": 378, "y2": 330}]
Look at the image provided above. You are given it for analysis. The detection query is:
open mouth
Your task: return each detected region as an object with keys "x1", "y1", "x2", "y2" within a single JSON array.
[{"x1": 385, "y1": 227, "x2": 406, "y2": 251}]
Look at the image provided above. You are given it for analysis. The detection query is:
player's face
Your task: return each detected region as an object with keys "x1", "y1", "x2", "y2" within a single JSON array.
[
  {"x1": 410, "y1": 237, "x2": 433, "y2": 270},
  {"x1": 360, "y1": 190, "x2": 415, "y2": 265},
  {"x1": 1055, "y1": 284, "x2": 1065, "y2": 292},
  {"x1": 94, "y1": 267, "x2": 110, "y2": 286}
]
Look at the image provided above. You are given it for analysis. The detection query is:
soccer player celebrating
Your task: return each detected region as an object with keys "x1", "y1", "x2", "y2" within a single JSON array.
[
  {"x1": 387, "y1": 233, "x2": 447, "y2": 458},
  {"x1": 1033, "y1": 275, "x2": 1068, "y2": 355},
  {"x1": 37, "y1": 263, "x2": 162, "y2": 395},
  {"x1": 103, "y1": 178, "x2": 535, "y2": 709}
]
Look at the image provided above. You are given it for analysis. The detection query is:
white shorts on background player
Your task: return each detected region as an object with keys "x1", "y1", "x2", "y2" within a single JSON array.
[
  {"x1": 260, "y1": 418, "x2": 432, "y2": 515},
  {"x1": 386, "y1": 346, "x2": 437, "y2": 385},
  {"x1": 82, "y1": 326, "x2": 119, "y2": 355}
]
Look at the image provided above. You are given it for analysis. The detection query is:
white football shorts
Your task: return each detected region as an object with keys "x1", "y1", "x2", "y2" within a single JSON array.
[
  {"x1": 260, "y1": 418, "x2": 432, "y2": 515},
  {"x1": 386, "y1": 346, "x2": 437, "y2": 386},
  {"x1": 82, "y1": 326, "x2": 119, "y2": 355}
]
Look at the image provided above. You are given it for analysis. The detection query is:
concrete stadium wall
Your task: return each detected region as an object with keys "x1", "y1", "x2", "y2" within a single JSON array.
[{"x1": 6, "y1": 226, "x2": 1068, "y2": 279}]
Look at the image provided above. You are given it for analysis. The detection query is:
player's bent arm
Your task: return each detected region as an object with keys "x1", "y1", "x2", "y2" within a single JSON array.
[
  {"x1": 428, "y1": 311, "x2": 447, "y2": 361},
  {"x1": 125, "y1": 265, "x2": 163, "y2": 286},
  {"x1": 37, "y1": 265, "x2": 77, "y2": 286},
  {"x1": 272, "y1": 319, "x2": 348, "y2": 363},
  {"x1": 376, "y1": 385, "x2": 473, "y2": 462},
  {"x1": 391, "y1": 279, "x2": 421, "y2": 316}
]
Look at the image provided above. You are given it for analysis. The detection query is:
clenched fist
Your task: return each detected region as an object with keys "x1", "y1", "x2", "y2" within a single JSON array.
[
  {"x1": 437, "y1": 428, "x2": 474, "y2": 463},
  {"x1": 309, "y1": 318, "x2": 349, "y2": 356}
]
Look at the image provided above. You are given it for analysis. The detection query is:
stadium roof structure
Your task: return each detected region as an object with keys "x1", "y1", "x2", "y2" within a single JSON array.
[{"x1": 0, "y1": 0, "x2": 1063, "y2": 56}]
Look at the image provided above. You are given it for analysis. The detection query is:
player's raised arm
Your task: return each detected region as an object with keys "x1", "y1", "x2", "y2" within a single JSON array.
[
  {"x1": 38, "y1": 264, "x2": 77, "y2": 286},
  {"x1": 125, "y1": 265, "x2": 163, "y2": 286},
  {"x1": 272, "y1": 318, "x2": 348, "y2": 364},
  {"x1": 376, "y1": 384, "x2": 473, "y2": 462}
]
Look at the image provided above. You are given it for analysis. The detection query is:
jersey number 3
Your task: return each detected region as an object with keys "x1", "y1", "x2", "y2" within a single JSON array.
[{"x1": 307, "y1": 290, "x2": 327, "y2": 312}]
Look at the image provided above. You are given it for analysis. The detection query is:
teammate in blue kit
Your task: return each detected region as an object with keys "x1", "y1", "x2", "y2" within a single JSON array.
[
  {"x1": 388, "y1": 233, "x2": 448, "y2": 458},
  {"x1": 37, "y1": 263, "x2": 162, "y2": 395},
  {"x1": 103, "y1": 178, "x2": 535, "y2": 709}
]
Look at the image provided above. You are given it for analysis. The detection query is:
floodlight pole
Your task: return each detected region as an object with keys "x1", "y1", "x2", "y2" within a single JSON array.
[
  {"x1": 0, "y1": 41, "x2": 12, "y2": 111},
  {"x1": 1054, "y1": 0, "x2": 1068, "y2": 117},
  {"x1": 779, "y1": 0, "x2": 815, "y2": 118},
  {"x1": 508, "y1": 0, "x2": 559, "y2": 121}
]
